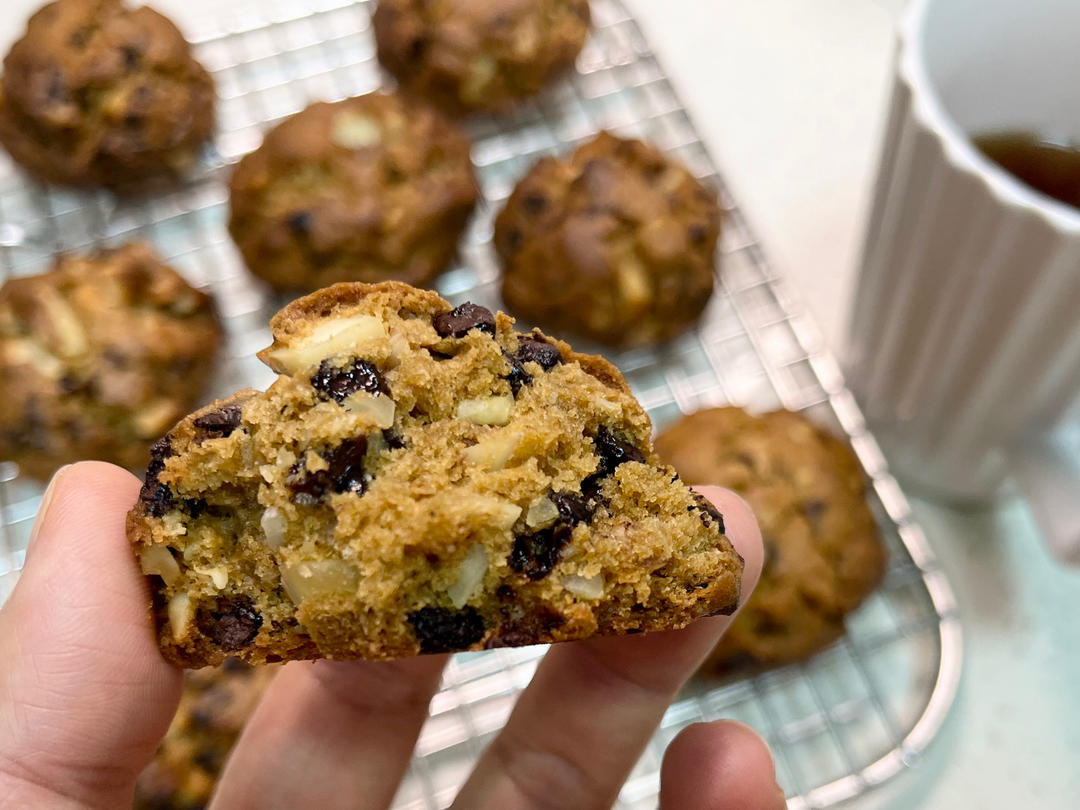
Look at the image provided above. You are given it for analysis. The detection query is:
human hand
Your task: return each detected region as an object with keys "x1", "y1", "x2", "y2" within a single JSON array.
[{"x1": 0, "y1": 461, "x2": 784, "y2": 810}]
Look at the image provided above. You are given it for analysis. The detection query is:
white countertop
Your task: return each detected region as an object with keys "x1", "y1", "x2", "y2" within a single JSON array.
[{"x1": 1, "y1": 1, "x2": 1077, "y2": 808}]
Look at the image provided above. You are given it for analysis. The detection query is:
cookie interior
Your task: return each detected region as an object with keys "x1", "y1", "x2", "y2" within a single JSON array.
[{"x1": 129, "y1": 282, "x2": 741, "y2": 666}]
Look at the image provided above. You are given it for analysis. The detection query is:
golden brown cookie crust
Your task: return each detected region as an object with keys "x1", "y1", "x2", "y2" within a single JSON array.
[
  {"x1": 0, "y1": 243, "x2": 223, "y2": 480},
  {"x1": 128, "y1": 281, "x2": 742, "y2": 668},
  {"x1": 134, "y1": 660, "x2": 275, "y2": 810},
  {"x1": 0, "y1": 0, "x2": 215, "y2": 190},
  {"x1": 655, "y1": 407, "x2": 886, "y2": 668},
  {"x1": 227, "y1": 93, "x2": 478, "y2": 293},
  {"x1": 373, "y1": 0, "x2": 591, "y2": 115},
  {"x1": 495, "y1": 132, "x2": 720, "y2": 348}
]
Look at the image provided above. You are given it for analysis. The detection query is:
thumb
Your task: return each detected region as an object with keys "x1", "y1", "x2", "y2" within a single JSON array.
[
  {"x1": 660, "y1": 720, "x2": 787, "y2": 810},
  {"x1": 0, "y1": 462, "x2": 181, "y2": 809}
]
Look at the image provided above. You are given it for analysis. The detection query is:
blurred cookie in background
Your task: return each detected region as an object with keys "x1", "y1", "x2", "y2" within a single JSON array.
[
  {"x1": 0, "y1": 243, "x2": 222, "y2": 480},
  {"x1": 495, "y1": 132, "x2": 719, "y2": 348},
  {"x1": 0, "y1": 0, "x2": 215, "y2": 191},
  {"x1": 373, "y1": 0, "x2": 590, "y2": 115},
  {"x1": 654, "y1": 407, "x2": 887, "y2": 669},
  {"x1": 134, "y1": 660, "x2": 276, "y2": 810},
  {"x1": 228, "y1": 92, "x2": 477, "y2": 293}
]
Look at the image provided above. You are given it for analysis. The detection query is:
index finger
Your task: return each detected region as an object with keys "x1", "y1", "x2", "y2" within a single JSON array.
[{"x1": 450, "y1": 486, "x2": 763, "y2": 810}]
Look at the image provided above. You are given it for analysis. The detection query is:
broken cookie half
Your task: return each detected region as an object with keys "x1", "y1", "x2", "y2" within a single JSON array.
[{"x1": 128, "y1": 282, "x2": 742, "y2": 667}]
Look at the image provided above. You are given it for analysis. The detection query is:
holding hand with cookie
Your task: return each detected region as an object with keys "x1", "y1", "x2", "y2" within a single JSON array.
[{"x1": 0, "y1": 463, "x2": 784, "y2": 810}]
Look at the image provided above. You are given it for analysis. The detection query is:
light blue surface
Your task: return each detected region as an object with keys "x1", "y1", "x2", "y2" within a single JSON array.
[{"x1": 863, "y1": 494, "x2": 1080, "y2": 809}]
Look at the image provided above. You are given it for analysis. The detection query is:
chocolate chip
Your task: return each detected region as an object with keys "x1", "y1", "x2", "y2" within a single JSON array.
[
  {"x1": 688, "y1": 224, "x2": 708, "y2": 245},
  {"x1": 310, "y1": 358, "x2": 389, "y2": 403},
  {"x1": 433, "y1": 302, "x2": 496, "y2": 338},
  {"x1": 691, "y1": 491, "x2": 725, "y2": 533},
  {"x1": 509, "y1": 523, "x2": 574, "y2": 580},
  {"x1": 193, "y1": 404, "x2": 243, "y2": 438},
  {"x1": 485, "y1": 607, "x2": 566, "y2": 648},
  {"x1": 328, "y1": 438, "x2": 368, "y2": 496},
  {"x1": 57, "y1": 374, "x2": 84, "y2": 394},
  {"x1": 184, "y1": 498, "x2": 208, "y2": 518},
  {"x1": 193, "y1": 747, "x2": 223, "y2": 772},
  {"x1": 593, "y1": 426, "x2": 647, "y2": 477},
  {"x1": 286, "y1": 210, "x2": 312, "y2": 235},
  {"x1": 495, "y1": 584, "x2": 515, "y2": 600},
  {"x1": 198, "y1": 597, "x2": 262, "y2": 651},
  {"x1": 515, "y1": 335, "x2": 561, "y2": 370},
  {"x1": 408, "y1": 606, "x2": 486, "y2": 653},
  {"x1": 504, "y1": 228, "x2": 524, "y2": 252},
  {"x1": 287, "y1": 437, "x2": 368, "y2": 503},
  {"x1": 522, "y1": 192, "x2": 548, "y2": 214},
  {"x1": 503, "y1": 351, "x2": 532, "y2": 396},
  {"x1": 139, "y1": 437, "x2": 176, "y2": 517},
  {"x1": 801, "y1": 499, "x2": 827, "y2": 529},
  {"x1": 549, "y1": 490, "x2": 595, "y2": 525},
  {"x1": 68, "y1": 27, "x2": 90, "y2": 48},
  {"x1": 504, "y1": 335, "x2": 561, "y2": 395},
  {"x1": 122, "y1": 45, "x2": 142, "y2": 70},
  {"x1": 382, "y1": 429, "x2": 406, "y2": 450}
]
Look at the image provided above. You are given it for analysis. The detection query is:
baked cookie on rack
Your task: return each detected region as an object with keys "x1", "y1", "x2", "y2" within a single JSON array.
[
  {"x1": 0, "y1": 243, "x2": 222, "y2": 480},
  {"x1": 0, "y1": 0, "x2": 215, "y2": 190},
  {"x1": 654, "y1": 407, "x2": 887, "y2": 669},
  {"x1": 495, "y1": 132, "x2": 720, "y2": 348},
  {"x1": 128, "y1": 281, "x2": 742, "y2": 668},
  {"x1": 372, "y1": 0, "x2": 591, "y2": 115},
  {"x1": 134, "y1": 659, "x2": 275, "y2": 810},
  {"x1": 228, "y1": 92, "x2": 477, "y2": 293}
]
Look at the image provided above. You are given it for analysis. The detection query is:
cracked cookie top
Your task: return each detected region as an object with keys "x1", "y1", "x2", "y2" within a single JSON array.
[
  {"x1": 0, "y1": 0, "x2": 215, "y2": 190},
  {"x1": 0, "y1": 242, "x2": 222, "y2": 480}
]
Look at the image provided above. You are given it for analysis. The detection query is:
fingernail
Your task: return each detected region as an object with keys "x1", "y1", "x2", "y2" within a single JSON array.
[{"x1": 26, "y1": 464, "x2": 71, "y2": 559}]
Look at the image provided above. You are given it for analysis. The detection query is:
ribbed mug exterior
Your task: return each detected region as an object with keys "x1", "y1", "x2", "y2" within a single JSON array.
[{"x1": 847, "y1": 0, "x2": 1080, "y2": 501}]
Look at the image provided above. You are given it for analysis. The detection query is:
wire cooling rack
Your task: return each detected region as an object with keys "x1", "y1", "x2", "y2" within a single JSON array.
[{"x1": 0, "y1": 1, "x2": 962, "y2": 807}]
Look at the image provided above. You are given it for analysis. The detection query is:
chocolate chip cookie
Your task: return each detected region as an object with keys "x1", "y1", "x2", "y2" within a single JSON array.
[
  {"x1": 0, "y1": 0, "x2": 215, "y2": 191},
  {"x1": 373, "y1": 0, "x2": 590, "y2": 115},
  {"x1": 495, "y1": 132, "x2": 720, "y2": 348},
  {"x1": 134, "y1": 659, "x2": 275, "y2": 810},
  {"x1": 227, "y1": 92, "x2": 477, "y2": 293},
  {"x1": 0, "y1": 243, "x2": 223, "y2": 480},
  {"x1": 654, "y1": 407, "x2": 887, "y2": 668},
  {"x1": 128, "y1": 281, "x2": 742, "y2": 668}
]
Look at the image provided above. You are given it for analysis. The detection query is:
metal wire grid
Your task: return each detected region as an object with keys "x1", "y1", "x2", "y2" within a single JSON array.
[{"x1": 0, "y1": 0, "x2": 962, "y2": 807}]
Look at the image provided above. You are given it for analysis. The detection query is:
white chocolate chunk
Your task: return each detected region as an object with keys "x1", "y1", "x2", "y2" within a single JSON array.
[
  {"x1": 260, "y1": 506, "x2": 286, "y2": 549},
  {"x1": 266, "y1": 315, "x2": 387, "y2": 373},
  {"x1": 343, "y1": 390, "x2": 396, "y2": 428},
  {"x1": 448, "y1": 544, "x2": 488, "y2": 609},
  {"x1": 463, "y1": 429, "x2": 523, "y2": 471},
  {"x1": 281, "y1": 560, "x2": 360, "y2": 605},
  {"x1": 168, "y1": 593, "x2": 193, "y2": 640},
  {"x1": 563, "y1": 573, "x2": 605, "y2": 600},
  {"x1": 194, "y1": 565, "x2": 229, "y2": 590},
  {"x1": 140, "y1": 544, "x2": 180, "y2": 585},
  {"x1": 525, "y1": 496, "x2": 559, "y2": 529},
  {"x1": 456, "y1": 395, "x2": 514, "y2": 426},
  {"x1": 332, "y1": 112, "x2": 382, "y2": 149}
]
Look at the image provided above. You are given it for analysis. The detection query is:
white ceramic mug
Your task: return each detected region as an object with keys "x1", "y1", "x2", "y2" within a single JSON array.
[{"x1": 847, "y1": 0, "x2": 1080, "y2": 516}]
